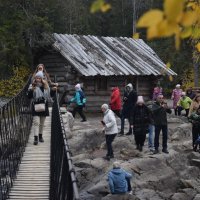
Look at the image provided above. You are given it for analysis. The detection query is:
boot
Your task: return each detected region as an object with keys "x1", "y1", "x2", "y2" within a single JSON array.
[
  {"x1": 39, "y1": 134, "x2": 44, "y2": 142},
  {"x1": 33, "y1": 136, "x2": 38, "y2": 145}
]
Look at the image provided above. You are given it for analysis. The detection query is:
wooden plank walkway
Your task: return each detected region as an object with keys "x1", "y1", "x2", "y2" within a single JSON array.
[{"x1": 8, "y1": 114, "x2": 51, "y2": 200}]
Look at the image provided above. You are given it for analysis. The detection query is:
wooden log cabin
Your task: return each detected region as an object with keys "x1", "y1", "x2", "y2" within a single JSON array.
[{"x1": 38, "y1": 34, "x2": 177, "y2": 112}]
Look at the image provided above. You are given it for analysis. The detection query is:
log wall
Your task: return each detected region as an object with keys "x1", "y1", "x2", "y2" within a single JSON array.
[{"x1": 39, "y1": 52, "x2": 158, "y2": 112}]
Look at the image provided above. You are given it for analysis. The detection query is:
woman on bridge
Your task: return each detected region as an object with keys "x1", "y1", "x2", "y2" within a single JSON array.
[
  {"x1": 28, "y1": 71, "x2": 57, "y2": 145},
  {"x1": 32, "y1": 64, "x2": 58, "y2": 87}
]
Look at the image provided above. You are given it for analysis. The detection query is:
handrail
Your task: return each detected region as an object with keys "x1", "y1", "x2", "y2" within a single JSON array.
[
  {"x1": 50, "y1": 91, "x2": 79, "y2": 200},
  {"x1": 0, "y1": 77, "x2": 32, "y2": 200}
]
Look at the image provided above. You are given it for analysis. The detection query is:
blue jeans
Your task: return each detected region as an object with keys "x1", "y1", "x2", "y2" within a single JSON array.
[
  {"x1": 148, "y1": 125, "x2": 154, "y2": 148},
  {"x1": 154, "y1": 125, "x2": 168, "y2": 150}
]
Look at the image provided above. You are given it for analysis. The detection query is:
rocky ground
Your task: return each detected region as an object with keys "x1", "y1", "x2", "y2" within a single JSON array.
[{"x1": 62, "y1": 111, "x2": 200, "y2": 200}]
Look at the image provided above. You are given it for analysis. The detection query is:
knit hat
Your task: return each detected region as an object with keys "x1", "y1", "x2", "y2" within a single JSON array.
[
  {"x1": 176, "y1": 84, "x2": 181, "y2": 88},
  {"x1": 75, "y1": 83, "x2": 81, "y2": 90},
  {"x1": 35, "y1": 71, "x2": 44, "y2": 79},
  {"x1": 101, "y1": 104, "x2": 109, "y2": 111},
  {"x1": 137, "y1": 96, "x2": 144, "y2": 103}
]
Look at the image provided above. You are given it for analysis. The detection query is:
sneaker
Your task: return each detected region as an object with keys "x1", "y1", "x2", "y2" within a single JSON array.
[
  {"x1": 162, "y1": 149, "x2": 169, "y2": 154},
  {"x1": 153, "y1": 149, "x2": 159, "y2": 154},
  {"x1": 80, "y1": 119, "x2": 87, "y2": 122},
  {"x1": 139, "y1": 146, "x2": 143, "y2": 152},
  {"x1": 129, "y1": 191, "x2": 133, "y2": 195},
  {"x1": 125, "y1": 132, "x2": 132, "y2": 135},
  {"x1": 33, "y1": 140, "x2": 38, "y2": 145},
  {"x1": 103, "y1": 156, "x2": 110, "y2": 161}
]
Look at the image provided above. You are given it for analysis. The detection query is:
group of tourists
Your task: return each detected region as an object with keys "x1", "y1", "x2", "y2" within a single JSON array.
[
  {"x1": 27, "y1": 64, "x2": 200, "y2": 195},
  {"x1": 103, "y1": 83, "x2": 200, "y2": 160}
]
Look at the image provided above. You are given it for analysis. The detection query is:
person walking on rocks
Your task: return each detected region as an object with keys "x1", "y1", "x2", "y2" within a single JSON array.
[
  {"x1": 188, "y1": 106, "x2": 200, "y2": 152},
  {"x1": 27, "y1": 71, "x2": 57, "y2": 145},
  {"x1": 119, "y1": 83, "x2": 137, "y2": 136},
  {"x1": 171, "y1": 84, "x2": 182, "y2": 115},
  {"x1": 109, "y1": 87, "x2": 122, "y2": 118},
  {"x1": 69, "y1": 83, "x2": 87, "y2": 122},
  {"x1": 152, "y1": 94, "x2": 172, "y2": 154},
  {"x1": 130, "y1": 96, "x2": 152, "y2": 152},
  {"x1": 101, "y1": 104, "x2": 118, "y2": 161},
  {"x1": 108, "y1": 161, "x2": 133, "y2": 195},
  {"x1": 177, "y1": 92, "x2": 192, "y2": 117}
]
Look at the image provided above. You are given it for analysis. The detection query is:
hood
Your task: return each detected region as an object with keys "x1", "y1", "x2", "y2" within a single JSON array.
[
  {"x1": 112, "y1": 87, "x2": 119, "y2": 92},
  {"x1": 75, "y1": 83, "x2": 81, "y2": 91},
  {"x1": 110, "y1": 168, "x2": 124, "y2": 175},
  {"x1": 125, "y1": 83, "x2": 133, "y2": 91}
]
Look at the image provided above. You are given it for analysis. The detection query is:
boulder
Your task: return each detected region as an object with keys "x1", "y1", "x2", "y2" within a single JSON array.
[
  {"x1": 171, "y1": 192, "x2": 190, "y2": 200},
  {"x1": 102, "y1": 194, "x2": 139, "y2": 200},
  {"x1": 87, "y1": 180, "x2": 109, "y2": 196}
]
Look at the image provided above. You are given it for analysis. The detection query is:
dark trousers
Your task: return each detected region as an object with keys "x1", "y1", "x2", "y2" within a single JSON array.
[
  {"x1": 154, "y1": 125, "x2": 168, "y2": 150},
  {"x1": 121, "y1": 115, "x2": 132, "y2": 134},
  {"x1": 105, "y1": 134, "x2": 116, "y2": 157},
  {"x1": 72, "y1": 105, "x2": 86, "y2": 120},
  {"x1": 192, "y1": 125, "x2": 200, "y2": 147},
  {"x1": 112, "y1": 110, "x2": 121, "y2": 118},
  {"x1": 126, "y1": 177, "x2": 132, "y2": 192},
  {"x1": 134, "y1": 133, "x2": 146, "y2": 147},
  {"x1": 177, "y1": 106, "x2": 189, "y2": 116}
]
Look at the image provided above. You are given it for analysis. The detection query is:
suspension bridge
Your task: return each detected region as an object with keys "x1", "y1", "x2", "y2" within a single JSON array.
[{"x1": 0, "y1": 79, "x2": 79, "y2": 200}]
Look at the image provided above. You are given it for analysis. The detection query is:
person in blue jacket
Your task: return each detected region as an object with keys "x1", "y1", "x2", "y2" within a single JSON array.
[
  {"x1": 69, "y1": 83, "x2": 87, "y2": 122},
  {"x1": 108, "y1": 161, "x2": 133, "y2": 195}
]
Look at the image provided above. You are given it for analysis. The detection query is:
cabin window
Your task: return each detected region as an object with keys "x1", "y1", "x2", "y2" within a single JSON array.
[{"x1": 96, "y1": 77, "x2": 107, "y2": 90}]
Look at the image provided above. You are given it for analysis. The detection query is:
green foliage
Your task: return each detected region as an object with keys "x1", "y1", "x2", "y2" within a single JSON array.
[{"x1": 0, "y1": 66, "x2": 30, "y2": 97}]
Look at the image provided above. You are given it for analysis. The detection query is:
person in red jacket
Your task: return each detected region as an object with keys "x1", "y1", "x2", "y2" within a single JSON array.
[{"x1": 110, "y1": 87, "x2": 122, "y2": 118}]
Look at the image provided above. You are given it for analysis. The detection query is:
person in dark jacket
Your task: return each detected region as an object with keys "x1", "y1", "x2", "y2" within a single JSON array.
[
  {"x1": 186, "y1": 87, "x2": 195, "y2": 100},
  {"x1": 109, "y1": 87, "x2": 122, "y2": 118},
  {"x1": 27, "y1": 71, "x2": 57, "y2": 145},
  {"x1": 152, "y1": 94, "x2": 171, "y2": 154},
  {"x1": 130, "y1": 96, "x2": 152, "y2": 151},
  {"x1": 188, "y1": 106, "x2": 200, "y2": 151},
  {"x1": 119, "y1": 83, "x2": 137, "y2": 136},
  {"x1": 108, "y1": 161, "x2": 133, "y2": 195}
]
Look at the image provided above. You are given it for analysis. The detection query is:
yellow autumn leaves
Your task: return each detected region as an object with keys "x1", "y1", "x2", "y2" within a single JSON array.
[
  {"x1": 90, "y1": 0, "x2": 111, "y2": 13},
  {"x1": 137, "y1": 0, "x2": 200, "y2": 51}
]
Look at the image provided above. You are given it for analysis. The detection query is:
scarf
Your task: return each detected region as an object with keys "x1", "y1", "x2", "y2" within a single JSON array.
[{"x1": 33, "y1": 86, "x2": 50, "y2": 101}]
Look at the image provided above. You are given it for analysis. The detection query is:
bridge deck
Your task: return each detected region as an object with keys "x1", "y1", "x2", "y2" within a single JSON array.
[{"x1": 8, "y1": 114, "x2": 51, "y2": 200}]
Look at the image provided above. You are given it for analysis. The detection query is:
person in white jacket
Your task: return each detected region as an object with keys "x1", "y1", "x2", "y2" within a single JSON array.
[{"x1": 101, "y1": 104, "x2": 118, "y2": 161}]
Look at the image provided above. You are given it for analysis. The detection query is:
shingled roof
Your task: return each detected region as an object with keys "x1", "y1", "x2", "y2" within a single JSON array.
[{"x1": 52, "y1": 33, "x2": 177, "y2": 76}]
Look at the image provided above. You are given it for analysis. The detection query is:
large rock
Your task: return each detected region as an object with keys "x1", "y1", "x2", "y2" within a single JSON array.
[
  {"x1": 102, "y1": 194, "x2": 139, "y2": 200},
  {"x1": 171, "y1": 192, "x2": 189, "y2": 200}
]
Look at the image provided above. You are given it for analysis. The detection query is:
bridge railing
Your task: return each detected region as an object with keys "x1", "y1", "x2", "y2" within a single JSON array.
[
  {"x1": 0, "y1": 77, "x2": 32, "y2": 200},
  {"x1": 50, "y1": 91, "x2": 79, "y2": 200}
]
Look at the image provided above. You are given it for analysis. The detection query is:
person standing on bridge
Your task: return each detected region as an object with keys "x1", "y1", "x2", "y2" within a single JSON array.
[
  {"x1": 32, "y1": 64, "x2": 58, "y2": 87},
  {"x1": 28, "y1": 71, "x2": 57, "y2": 145}
]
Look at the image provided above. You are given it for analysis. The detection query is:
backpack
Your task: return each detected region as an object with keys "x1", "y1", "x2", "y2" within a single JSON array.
[{"x1": 79, "y1": 90, "x2": 86, "y2": 104}]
